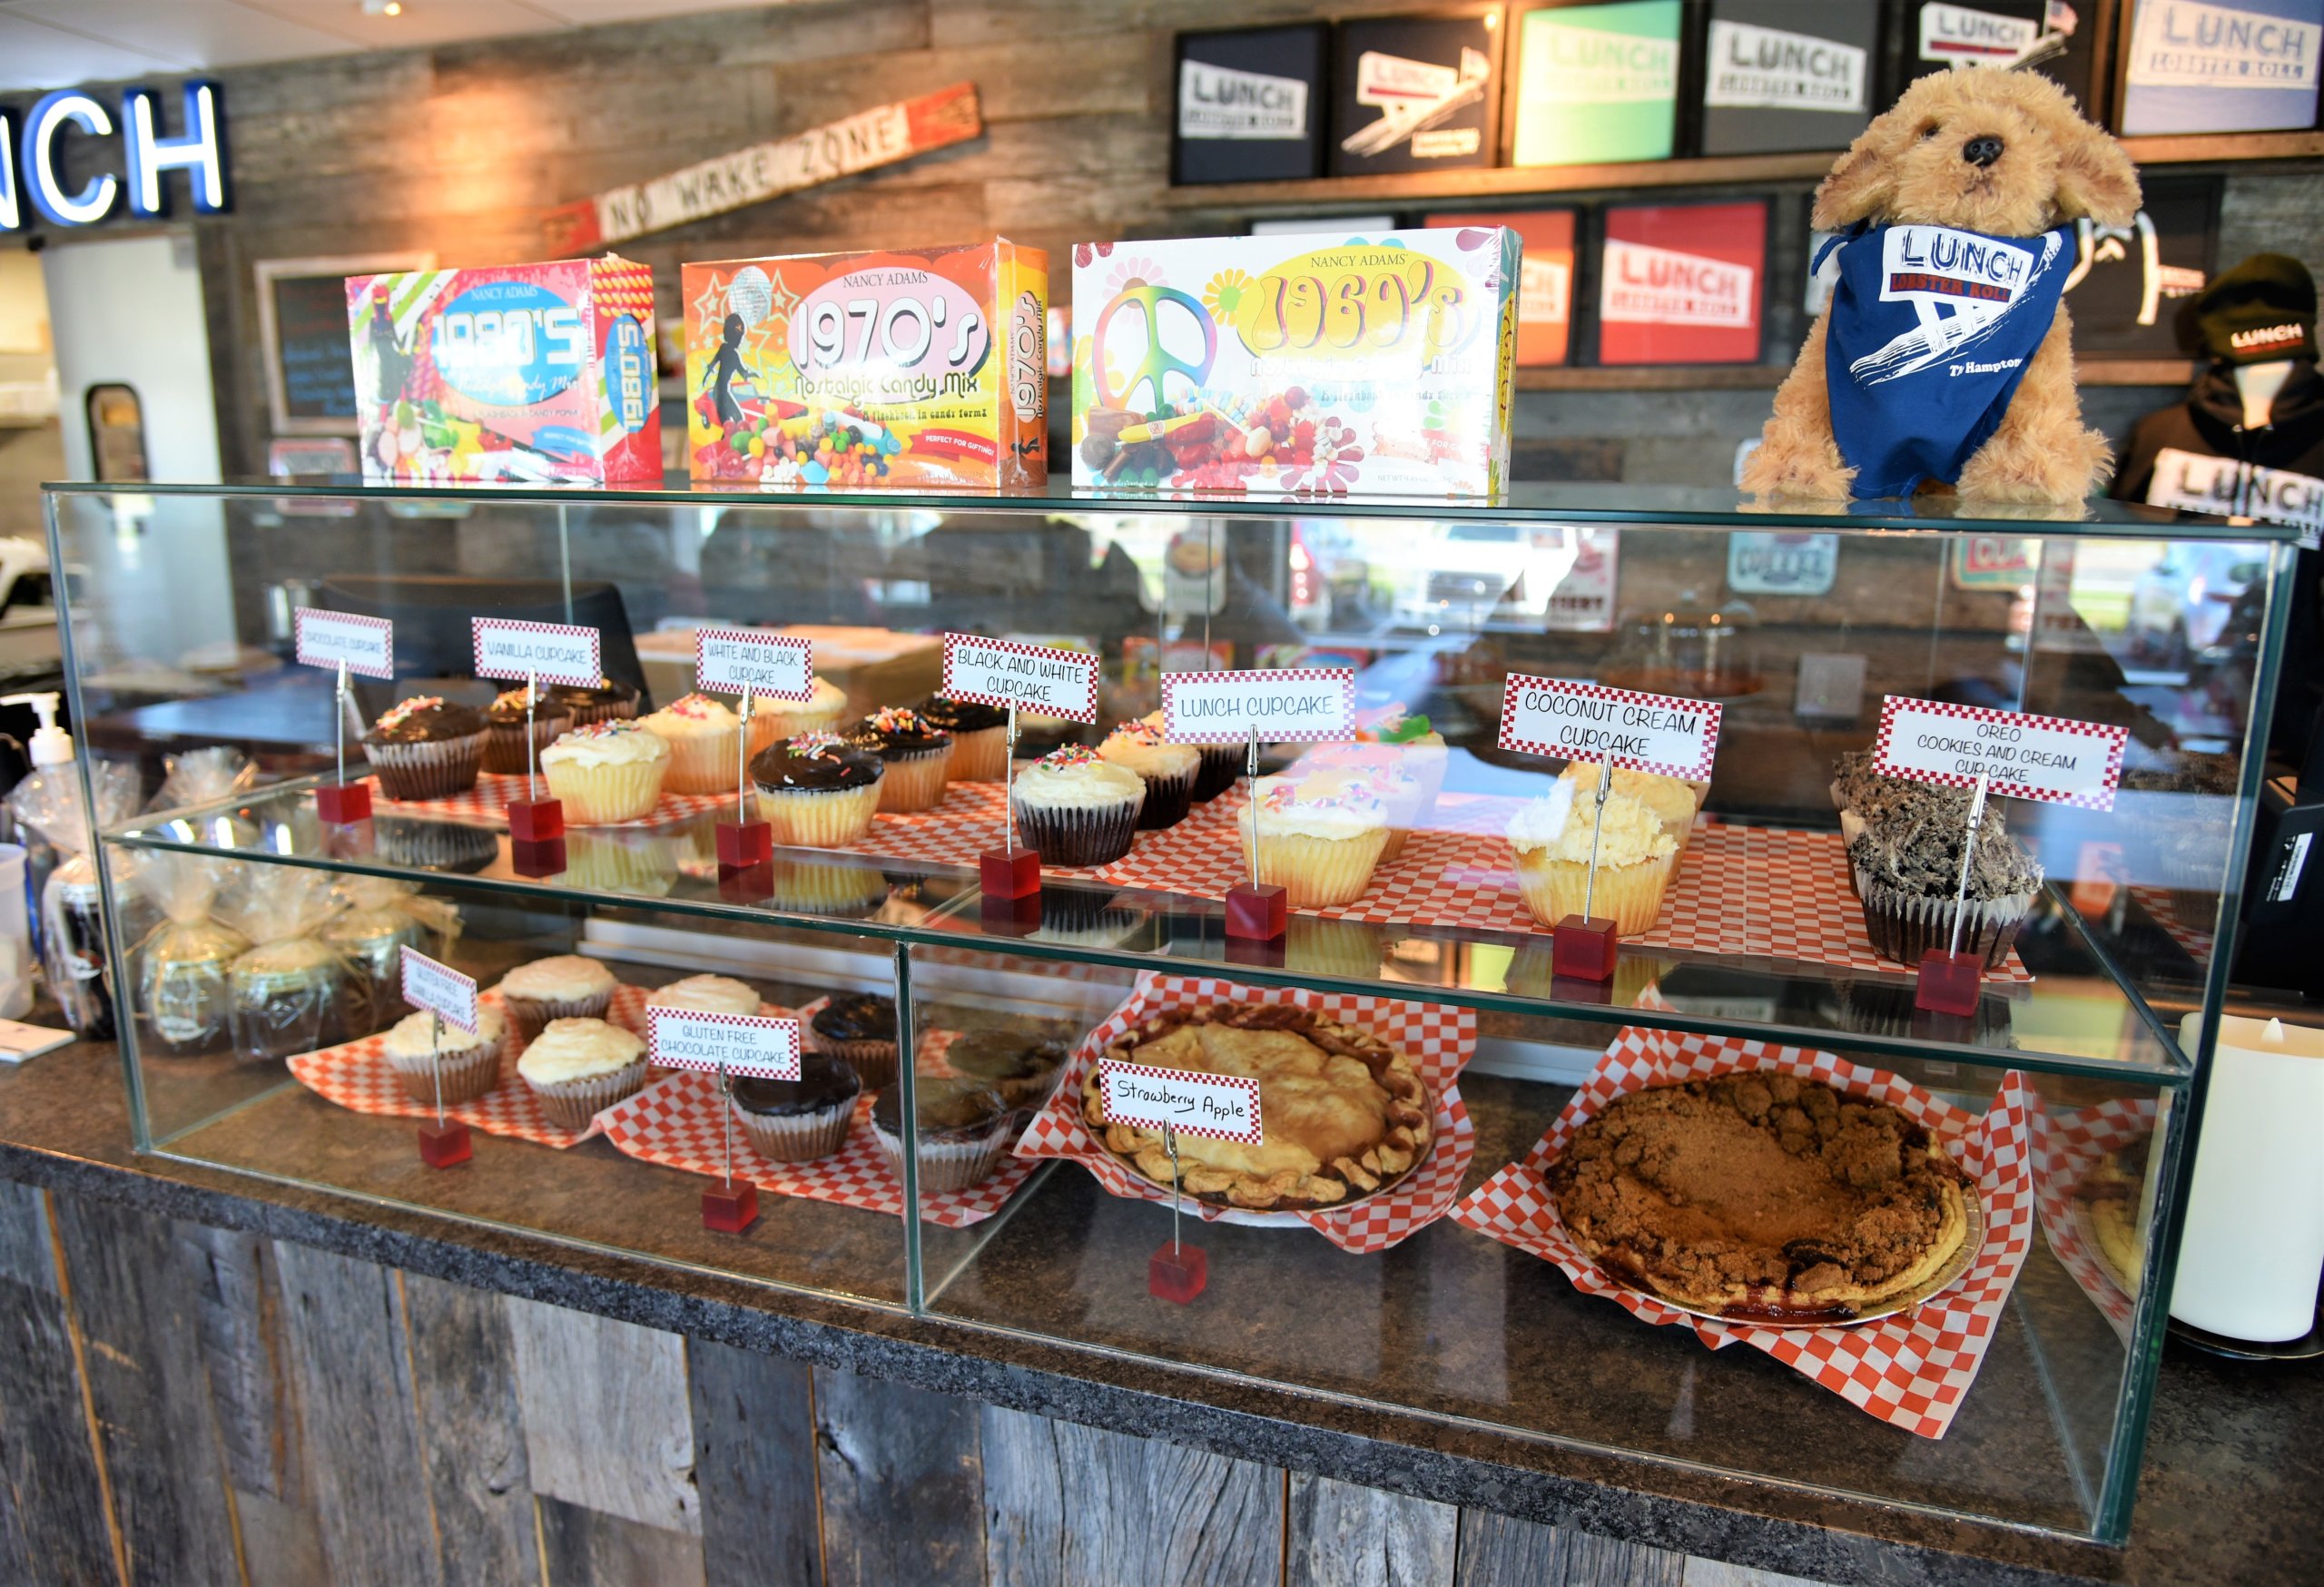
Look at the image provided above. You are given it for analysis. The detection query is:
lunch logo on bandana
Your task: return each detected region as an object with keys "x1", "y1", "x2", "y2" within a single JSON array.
[{"x1": 1851, "y1": 225, "x2": 2063, "y2": 386}]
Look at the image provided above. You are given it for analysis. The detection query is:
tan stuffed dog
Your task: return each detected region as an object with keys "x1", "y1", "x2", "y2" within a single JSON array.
[{"x1": 1742, "y1": 69, "x2": 2142, "y2": 504}]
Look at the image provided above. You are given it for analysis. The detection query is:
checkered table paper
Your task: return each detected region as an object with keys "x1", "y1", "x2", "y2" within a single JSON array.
[
  {"x1": 1092, "y1": 794, "x2": 2034, "y2": 984},
  {"x1": 1449, "y1": 1023, "x2": 2037, "y2": 1440},
  {"x1": 362, "y1": 771, "x2": 734, "y2": 831},
  {"x1": 2126, "y1": 885, "x2": 2216, "y2": 966},
  {"x1": 2032, "y1": 1096, "x2": 2158, "y2": 1343},
  {"x1": 287, "y1": 981, "x2": 662, "y2": 1148},
  {"x1": 596, "y1": 1026, "x2": 1039, "y2": 1228},
  {"x1": 1014, "y1": 971, "x2": 1478, "y2": 1255}
]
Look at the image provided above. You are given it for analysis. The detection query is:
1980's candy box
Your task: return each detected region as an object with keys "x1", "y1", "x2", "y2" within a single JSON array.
[
  {"x1": 345, "y1": 255, "x2": 661, "y2": 485},
  {"x1": 681, "y1": 242, "x2": 1049, "y2": 488},
  {"x1": 1070, "y1": 227, "x2": 1519, "y2": 496}
]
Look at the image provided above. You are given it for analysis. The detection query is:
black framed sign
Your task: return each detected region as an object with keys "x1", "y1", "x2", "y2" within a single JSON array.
[
  {"x1": 255, "y1": 251, "x2": 432, "y2": 437},
  {"x1": 1329, "y1": 5, "x2": 1507, "y2": 177},
  {"x1": 1698, "y1": 0, "x2": 1881, "y2": 153},
  {"x1": 1174, "y1": 25, "x2": 1330, "y2": 185}
]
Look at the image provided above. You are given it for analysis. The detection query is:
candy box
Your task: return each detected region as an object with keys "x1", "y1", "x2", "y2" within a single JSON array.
[
  {"x1": 1070, "y1": 227, "x2": 1519, "y2": 496},
  {"x1": 345, "y1": 255, "x2": 661, "y2": 485},
  {"x1": 681, "y1": 241, "x2": 1049, "y2": 488}
]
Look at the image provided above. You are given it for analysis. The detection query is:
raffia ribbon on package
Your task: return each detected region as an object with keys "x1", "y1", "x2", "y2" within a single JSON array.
[
  {"x1": 2032, "y1": 1095, "x2": 2158, "y2": 1343},
  {"x1": 1014, "y1": 971, "x2": 1476, "y2": 1254},
  {"x1": 1450, "y1": 1022, "x2": 2034, "y2": 1439}
]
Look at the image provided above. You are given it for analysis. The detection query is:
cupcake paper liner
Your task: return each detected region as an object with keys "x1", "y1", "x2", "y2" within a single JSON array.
[
  {"x1": 1129, "y1": 765, "x2": 1196, "y2": 831},
  {"x1": 813, "y1": 1036, "x2": 898, "y2": 1090},
  {"x1": 366, "y1": 731, "x2": 487, "y2": 802},
  {"x1": 543, "y1": 757, "x2": 667, "y2": 823},
  {"x1": 482, "y1": 714, "x2": 573, "y2": 776},
  {"x1": 872, "y1": 1114, "x2": 1010, "y2": 1195},
  {"x1": 500, "y1": 988, "x2": 614, "y2": 1044},
  {"x1": 566, "y1": 697, "x2": 639, "y2": 727},
  {"x1": 524, "y1": 1058, "x2": 648, "y2": 1130},
  {"x1": 946, "y1": 726, "x2": 1010, "y2": 783},
  {"x1": 1854, "y1": 872, "x2": 2034, "y2": 971},
  {"x1": 768, "y1": 857, "x2": 890, "y2": 916},
  {"x1": 735, "y1": 1097, "x2": 855, "y2": 1163},
  {"x1": 655, "y1": 727, "x2": 746, "y2": 796},
  {"x1": 1015, "y1": 796, "x2": 1141, "y2": 868},
  {"x1": 387, "y1": 1034, "x2": 504, "y2": 1107},
  {"x1": 756, "y1": 781, "x2": 883, "y2": 848},
  {"x1": 873, "y1": 747, "x2": 953, "y2": 813},
  {"x1": 1512, "y1": 849, "x2": 1675, "y2": 935},
  {"x1": 1191, "y1": 744, "x2": 1244, "y2": 803},
  {"x1": 1241, "y1": 827, "x2": 1390, "y2": 909}
]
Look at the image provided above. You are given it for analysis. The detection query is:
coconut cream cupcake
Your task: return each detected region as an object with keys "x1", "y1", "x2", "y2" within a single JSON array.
[
  {"x1": 641, "y1": 693, "x2": 746, "y2": 796},
  {"x1": 539, "y1": 720, "x2": 670, "y2": 823},
  {"x1": 1143, "y1": 709, "x2": 1241, "y2": 803},
  {"x1": 382, "y1": 1004, "x2": 507, "y2": 1106},
  {"x1": 1238, "y1": 773, "x2": 1391, "y2": 908},
  {"x1": 921, "y1": 696, "x2": 1012, "y2": 783},
  {"x1": 746, "y1": 678, "x2": 850, "y2": 755},
  {"x1": 1097, "y1": 719, "x2": 1202, "y2": 830},
  {"x1": 516, "y1": 1016, "x2": 648, "y2": 1129},
  {"x1": 1010, "y1": 746, "x2": 1145, "y2": 867},
  {"x1": 363, "y1": 696, "x2": 488, "y2": 801},
  {"x1": 644, "y1": 974, "x2": 761, "y2": 1018},
  {"x1": 845, "y1": 707, "x2": 954, "y2": 813},
  {"x1": 752, "y1": 733, "x2": 884, "y2": 848},
  {"x1": 1560, "y1": 761, "x2": 1701, "y2": 854},
  {"x1": 482, "y1": 684, "x2": 573, "y2": 776},
  {"x1": 496, "y1": 953, "x2": 615, "y2": 1041},
  {"x1": 1507, "y1": 787, "x2": 1677, "y2": 934}
]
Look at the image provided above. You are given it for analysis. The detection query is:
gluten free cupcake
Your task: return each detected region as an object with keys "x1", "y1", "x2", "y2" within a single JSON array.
[
  {"x1": 845, "y1": 707, "x2": 954, "y2": 813},
  {"x1": 547, "y1": 676, "x2": 641, "y2": 726},
  {"x1": 942, "y1": 1029, "x2": 1069, "y2": 1109},
  {"x1": 746, "y1": 678, "x2": 849, "y2": 755},
  {"x1": 539, "y1": 720, "x2": 669, "y2": 823},
  {"x1": 516, "y1": 1017, "x2": 648, "y2": 1129},
  {"x1": 1850, "y1": 789, "x2": 2042, "y2": 971},
  {"x1": 481, "y1": 684, "x2": 573, "y2": 775},
  {"x1": 871, "y1": 1078, "x2": 1011, "y2": 1194},
  {"x1": 642, "y1": 693, "x2": 746, "y2": 796},
  {"x1": 382, "y1": 1005, "x2": 507, "y2": 1106},
  {"x1": 1097, "y1": 719, "x2": 1201, "y2": 830},
  {"x1": 363, "y1": 696, "x2": 488, "y2": 801},
  {"x1": 810, "y1": 992, "x2": 899, "y2": 1089},
  {"x1": 1506, "y1": 787, "x2": 1677, "y2": 935},
  {"x1": 644, "y1": 973, "x2": 761, "y2": 1019},
  {"x1": 1010, "y1": 746, "x2": 1145, "y2": 867},
  {"x1": 1238, "y1": 773, "x2": 1390, "y2": 908},
  {"x1": 731, "y1": 1052, "x2": 860, "y2": 1163},
  {"x1": 496, "y1": 954, "x2": 615, "y2": 1041},
  {"x1": 752, "y1": 733, "x2": 884, "y2": 848},
  {"x1": 921, "y1": 696, "x2": 1012, "y2": 783},
  {"x1": 1144, "y1": 709, "x2": 1241, "y2": 803}
]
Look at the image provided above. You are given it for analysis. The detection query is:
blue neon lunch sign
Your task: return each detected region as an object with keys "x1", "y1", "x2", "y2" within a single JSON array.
[{"x1": 0, "y1": 80, "x2": 229, "y2": 230}]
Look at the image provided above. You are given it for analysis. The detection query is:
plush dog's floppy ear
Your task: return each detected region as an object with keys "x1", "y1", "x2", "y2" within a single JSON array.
[
  {"x1": 1812, "y1": 131, "x2": 1894, "y2": 232},
  {"x1": 2052, "y1": 115, "x2": 2142, "y2": 227}
]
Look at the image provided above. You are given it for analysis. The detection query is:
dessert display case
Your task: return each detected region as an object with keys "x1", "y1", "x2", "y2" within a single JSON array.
[{"x1": 44, "y1": 478, "x2": 2297, "y2": 1546}]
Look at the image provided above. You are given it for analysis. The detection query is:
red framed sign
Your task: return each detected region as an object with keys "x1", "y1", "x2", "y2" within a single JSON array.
[
  {"x1": 645, "y1": 1007, "x2": 803, "y2": 1082},
  {"x1": 1158, "y1": 667, "x2": 1355, "y2": 744}
]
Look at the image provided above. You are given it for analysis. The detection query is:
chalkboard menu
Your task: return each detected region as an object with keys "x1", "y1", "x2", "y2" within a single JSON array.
[{"x1": 256, "y1": 253, "x2": 431, "y2": 436}]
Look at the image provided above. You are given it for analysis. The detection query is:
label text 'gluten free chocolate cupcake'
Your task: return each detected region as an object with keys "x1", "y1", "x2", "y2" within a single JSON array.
[{"x1": 645, "y1": 1008, "x2": 802, "y2": 1081}]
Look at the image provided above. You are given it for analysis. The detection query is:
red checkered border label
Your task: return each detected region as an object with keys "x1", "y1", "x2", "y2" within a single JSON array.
[
  {"x1": 1497, "y1": 675, "x2": 1723, "y2": 782},
  {"x1": 1872, "y1": 695, "x2": 2127, "y2": 812},
  {"x1": 294, "y1": 609, "x2": 395, "y2": 679},
  {"x1": 644, "y1": 1006, "x2": 802, "y2": 1080},
  {"x1": 399, "y1": 947, "x2": 478, "y2": 1035},
  {"x1": 1097, "y1": 1059, "x2": 1264, "y2": 1145},
  {"x1": 940, "y1": 635, "x2": 1099, "y2": 724},
  {"x1": 470, "y1": 616, "x2": 604, "y2": 687},
  {"x1": 694, "y1": 627, "x2": 813, "y2": 703},
  {"x1": 1158, "y1": 667, "x2": 1355, "y2": 744}
]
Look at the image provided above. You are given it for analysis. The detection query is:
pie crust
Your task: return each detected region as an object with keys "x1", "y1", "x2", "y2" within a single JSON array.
[
  {"x1": 1082, "y1": 1003, "x2": 1433, "y2": 1210},
  {"x1": 1548, "y1": 1074, "x2": 1973, "y2": 1321}
]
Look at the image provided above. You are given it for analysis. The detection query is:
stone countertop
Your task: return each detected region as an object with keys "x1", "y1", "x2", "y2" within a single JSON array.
[{"x1": 2, "y1": 1038, "x2": 2315, "y2": 1587}]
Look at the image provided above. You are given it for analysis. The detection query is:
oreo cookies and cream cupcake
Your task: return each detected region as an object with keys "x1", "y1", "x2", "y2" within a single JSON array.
[
  {"x1": 752, "y1": 733, "x2": 884, "y2": 848},
  {"x1": 921, "y1": 696, "x2": 1012, "y2": 783},
  {"x1": 731, "y1": 1052, "x2": 861, "y2": 1163},
  {"x1": 1097, "y1": 719, "x2": 1201, "y2": 830},
  {"x1": 1850, "y1": 788, "x2": 2042, "y2": 970},
  {"x1": 845, "y1": 707, "x2": 954, "y2": 813},
  {"x1": 870, "y1": 1077, "x2": 1011, "y2": 1194},
  {"x1": 363, "y1": 696, "x2": 488, "y2": 801},
  {"x1": 482, "y1": 684, "x2": 573, "y2": 775},
  {"x1": 1010, "y1": 746, "x2": 1144, "y2": 867},
  {"x1": 547, "y1": 676, "x2": 641, "y2": 726}
]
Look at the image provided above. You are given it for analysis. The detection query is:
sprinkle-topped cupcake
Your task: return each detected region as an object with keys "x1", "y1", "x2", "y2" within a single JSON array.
[
  {"x1": 538, "y1": 719, "x2": 670, "y2": 823},
  {"x1": 363, "y1": 696, "x2": 488, "y2": 800},
  {"x1": 845, "y1": 706, "x2": 954, "y2": 813},
  {"x1": 483, "y1": 684, "x2": 573, "y2": 775},
  {"x1": 641, "y1": 692, "x2": 744, "y2": 795},
  {"x1": 1098, "y1": 718, "x2": 1202, "y2": 831},
  {"x1": 1238, "y1": 772, "x2": 1391, "y2": 907},
  {"x1": 1010, "y1": 745, "x2": 1145, "y2": 868},
  {"x1": 750, "y1": 732, "x2": 885, "y2": 848}
]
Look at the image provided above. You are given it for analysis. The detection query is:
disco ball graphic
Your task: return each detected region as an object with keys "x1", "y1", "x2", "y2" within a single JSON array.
[{"x1": 726, "y1": 266, "x2": 774, "y2": 328}]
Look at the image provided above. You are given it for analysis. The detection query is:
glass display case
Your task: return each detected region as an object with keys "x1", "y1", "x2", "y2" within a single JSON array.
[{"x1": 43, "y1": 478, "x2": 2299, "y2": 1545}]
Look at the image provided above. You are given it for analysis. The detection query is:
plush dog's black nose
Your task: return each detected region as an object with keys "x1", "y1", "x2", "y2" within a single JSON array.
[{"x1": 1963, "y1": 134, "x2": 2004, "y2": 167}]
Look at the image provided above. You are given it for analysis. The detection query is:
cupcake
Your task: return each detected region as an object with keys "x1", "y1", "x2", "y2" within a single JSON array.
[
  {"x1": 921, "y1": 696, "x2": 1012, "y2": 782},
  {"x1": 539, "y1": 720, "x2": 670, "y2": 823},
  {"x1": 1296, "y1": 755, "x2": 1421, "y2": 863},
  {"x1": 1506, "y1": 787, "x2": 1677, "y2": 934},
  {"x1": 752, "y1": 733, "x2": 884, "y2": 848},
  {"x1": 373, "y1": 815, "x2": 497, "y2": 873},
  {"x1": 810, "y1": 992, "x2": 899, "y2": 1089},
  {"x1": 362, "y1": 696, "x2": 487, "y2": 801},
  {"x1": 1237, "y1": 773, "x2": 1390, "y2": 908},
  {"x1": 1354, "y1": 706, "x2": 1449, "y2": 821},
  {"x1": 1143, "y1": 709, "x2": 1241, "y2": 803},
  {"x1": 942, "y1": 1029, "x2": 1069, "y2": 1109},
  {"x1": 731, "y1": 1052, "x2": 861, "y2": 1163},
  {"x1": 1010, "y1": 747, "x2": 1145, "y2": 867},
  {"x1": 515, "y1": 1016, "x2": 648, "y2": 1129},
  {"x1": 496, "y1": 954, "x2": 615, "y2": 1041},
  {"x1": 644, "y1": 973, "x2": 761, "y2": 1018},
  {"x1": 1097, "y1": 719, "x2": 1201, "y2": 830},
  {"x1": 1560, "y1": 761, "x2": 1701, "y2": 853},
  {"x1": 870, "y1": 1078, "x2": 1011, "y2": 1194},
  {"x1": 768, "y1": 855, "x2": 891, "y2": 917},
  {"x1": 639, "y1": 693, "x2": 746, "y2": 796},
  {"x1": 481, "y1": 684, "x2": 573, "y2": 775},
  {"x1": 559, "y1": 831, "x2": 679, "y2": 896},
  {"x1": 1850, "y1": 789, "x2": 2043, "y2": 971},
  {"x1": 382, "y1": 1005, "x2": 507, "y2": 1106},
  {"x1": 746, "y1": 678, "x2": 850, "y2": 755},
  {"x1": 845, "y1": 707, "x2": 954, "y2": 813},
  {"x1": 547, "y1": 676, "x2": 642, "y2": 726}
]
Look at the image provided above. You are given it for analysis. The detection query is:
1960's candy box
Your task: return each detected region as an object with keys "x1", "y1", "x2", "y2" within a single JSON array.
[
  {"x1": 1070, "y1": 227, "x2": 1519, "y2": 495},
  {"x1": 345, "y1": 255, "x2": 661, "y2": 485},
  {"x1": 681, "y1": 242, "x2": 1049, "y2": 488}
]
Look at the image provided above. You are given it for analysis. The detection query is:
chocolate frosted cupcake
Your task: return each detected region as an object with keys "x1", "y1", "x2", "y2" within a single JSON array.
[
  {"x1": 482, "y1": 684, "x2": 573, "y2": 775},
  {"x1": 373, "y1": 814, "x2": 497, "y2": 873},
  {"x1": 870, "y1": 1078, "x2": 1011, "y2": 1194},
  {"x1": 1098, "y1": 719, "x2": 1201, "y2": 831},
  {"x1": 943, "y1": 1028, "x2": 1068, "y2": 1109},
  {"x1": 752, "y1": 733, "x2": 884, "y2": 848},
  {"x1": 921, "y1": 696, "x2": 1011, "y2": 783},
  {"x1": 363, "y1": 696, "x2": 487, "y2": 801},
  {"x1": 1143, "y1": 709, "x2": 1240, "y2": 803},
  {"x1": 547, "y1": 676, "x2": 642, "y2": 726},
  {"x1": 1009, "y1": 746, "x2": 1144, "y2": 867},
  {"x1": 731, "y1": 1051, "x2": 861, "y2": 1162},
  {"x1": 811, "y1": 992, "x2": 899, "y2": 1089},
  {"x1": 845, "y1": 707, "x2": 954, "y2": 813},
  {"x1": 1850, "y1": 789, "x2": 2043, "y2": 971}
]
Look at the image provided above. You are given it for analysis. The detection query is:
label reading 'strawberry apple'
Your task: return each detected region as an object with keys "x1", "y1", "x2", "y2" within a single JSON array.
[
  {"x1": 1158, "y1": 668, "x2": 1354, "y2": 744},
  {"x1": 399, "y1": 947, "x2": 478, "y2": 1036},
  {"x1": 471, "y1": 618, "x2": 602, "y2": 687},
  {"x1": 1497, "y1": 675, "x2": 1722, "y2": 781},
  {"x1": 645, "y1": 1007, "x2": 801, "y2": 1081},
  {"x1": 294, "y1": 610, "x2": 395, "y2": 679},
  {"x1": 696, "y1": 628, "x2": 813, "y2": 700},
  {"x1": 1098, "y1": 1059, "x2": 1264, "y2": 1146},
  {"x1": 1873, "y1": 696, "x2": 2126, "y2": 810},
  {"x1": 940, "y1": 634, "x2": 1099, "y2": 722}
]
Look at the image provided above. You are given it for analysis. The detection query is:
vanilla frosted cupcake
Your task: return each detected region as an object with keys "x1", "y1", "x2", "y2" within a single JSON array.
[
  {"x1": 1238, "y1": 773, "x2": 1390, "y2": 908},
  {"x1": 539, "y1": 720, "x2": 669, "y2": 823},
  {"x1": 1301, "y1": 751, "x2": 1423, "y2": 862},
  {"x1": 382, "y1": 1005, "x2": 507, "y2": 1106},
  {"x1": 747, "y1": 678, "x2": 850, "y2": 755},
  {"x1": 644, "y1": 974, "x2": 761, "y2": 1017},
  {"x1": 1010, "y1": 746, "x2": 1145, "y2": 867},
  {"x1": 921, "y1": 696, "x2": 1013, "y2": 783},
  {"x1": 752, "y1": 733, "x2": 884, "y2": 847},
  {"x1": 845, "y1": 707, "x2": 954, "y2": 813},
  {"x1": 641, "y1": 693, "x2": 745, "y2": 796},
  {"x1": 516, "y1": 1017, "x2": 647, "y2": 1128},
  {"x1": 1560, "y1": 761, "x2": 1700, "y2": 853},
  {"x1": 1098, "y1": 719, "x2": 1201, "y2": 830},
  {"x1": 1507, "y1": 788, "x2": 1677, "y2": 934},
  {"x1": 1144, "y1": 708, "x2": 1241, "y2": 803},
  {"x1": 497, "y1": 954, "x2": 615, "y2": 1040}
]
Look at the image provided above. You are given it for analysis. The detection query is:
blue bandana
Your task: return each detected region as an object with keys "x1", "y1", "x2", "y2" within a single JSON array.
[{"x1": 1820, "y1": 223, "x2": 2073, "y2": 498}]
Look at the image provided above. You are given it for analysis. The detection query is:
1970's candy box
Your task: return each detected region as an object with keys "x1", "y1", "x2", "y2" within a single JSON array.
[
  {"x1": 1070, "y1": 227, "x2": 1519, "y2": 495},
  {"x1": 681, "y1": 242, "x2": 1049, "y2": 488},
  {"x1": 345, "y1": 255, "x2": 661, "y2": 485}
]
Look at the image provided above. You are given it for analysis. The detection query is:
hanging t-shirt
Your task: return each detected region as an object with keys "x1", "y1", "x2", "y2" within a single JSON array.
[{"x1": 1819, "y1": 222, "x2": 2073, "y2": 497}]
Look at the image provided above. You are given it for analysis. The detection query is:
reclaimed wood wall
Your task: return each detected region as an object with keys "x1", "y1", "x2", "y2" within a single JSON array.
[{"x1": 0, "y1": 1176, "x2": 1824, "y2": 1587}]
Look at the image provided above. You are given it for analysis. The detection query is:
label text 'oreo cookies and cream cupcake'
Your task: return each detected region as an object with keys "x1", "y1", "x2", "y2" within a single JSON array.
[
  {"x1": 1098, "y1": 1059, "x2": 1265, "y2": 1146},
  {"x1": 470, "y1": 617, "x2": 603, "y2": 687},
  {"x1": 1872, "y1": 696, "x2": 2128, "y2": 810},
  {"x1": 940, "y1": 634, "x2": 1099, "y2": 721},
  {"x1": 645, "y1": 1007, "x2": 802, "y2": 1081},
  {"x1": 1496, "y1": 675, "x2": 1723, "y2": 782},
  {"x1": 695, "y1": 627, "x2": 815, "y2": 700},
  {"x1": 1158, "y1": 668, "x2": 1355, "y2": 744}
]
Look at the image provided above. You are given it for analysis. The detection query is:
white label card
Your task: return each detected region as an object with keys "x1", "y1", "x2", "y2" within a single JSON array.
[
  {"x1": 295, "y1": 610, "x2": 395, "y2": 679},
  {"x1": 645, "y1": 1007, "x2": 801, "y2": 1081},
  {"x1": 1497, "y1": 675, "x2": 1723, "y2": 782},
  {"x1": 940, "y1": 634, "x2": 1100, "y2": 723},
  {"x1": 1157, "y1": 668, "x2": 1354, "y2": 744},
  {"x1": 1872, "y1": 695, "x2": 2128, "y2": 810},
  {"x1": 695, "y1": 628, "x2": 813, "y2": 700},
  {"x1": 470, "y1": 618, "x2": 603, "y2": 687},
  {"x1": 1097, "y1": 1059, "x2": 1264, "y2": 1146},
  {"x1": 399, "y1": 946, "x2": 478, "y2": 1036}
]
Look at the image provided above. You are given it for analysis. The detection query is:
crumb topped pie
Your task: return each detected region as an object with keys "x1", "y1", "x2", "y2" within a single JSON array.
[
  {"x1": 1548, "y1": 1074, "x2": 1973, "y2": 1320},
  {"x1": 1082, "y1": 1003, "x2": 1433, "y2": 1210}
]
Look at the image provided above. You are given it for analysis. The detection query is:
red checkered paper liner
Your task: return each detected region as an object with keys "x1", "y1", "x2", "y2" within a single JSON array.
[
  {"x1": 2032, "y1": 1095, "x2": 2158, "y2": 1342},
  {"x1": 362, "y1": 770, "x2": 732, "y2": 830},
  {"x1": 1015, "y1": 971, "x2": 1477, "y2": 1254},
  {"x1": 287, "y1": 981, "x2": 659, "y2": 1148},
  {"x1": 596, "y1": 1026, "x2": 1038, "y2": 1227},
  {"x1": 2126, "y1": 885, "x2": 2216, "y2": 965},
  {"x1": 1093, "y1": 796, "x2": 2032, "y2": 984},
  {"x1": 1449, "y1": 1023, "x2": 2036, "y2": 1439}
]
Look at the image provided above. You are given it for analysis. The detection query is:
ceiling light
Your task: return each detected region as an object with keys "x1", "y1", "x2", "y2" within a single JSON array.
[{"x1": 362, "y1": 0, "x2": 403, "y2": 16}]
